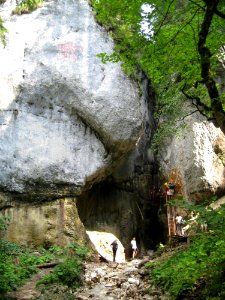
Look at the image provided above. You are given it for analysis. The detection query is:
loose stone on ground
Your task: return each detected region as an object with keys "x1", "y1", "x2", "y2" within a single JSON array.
[
  {"x1": 74, "y1": 258, "x2": 169, "y2": 300},
  {"x1": 6, "y1": 257, "x2": 169, "y2": 300}
]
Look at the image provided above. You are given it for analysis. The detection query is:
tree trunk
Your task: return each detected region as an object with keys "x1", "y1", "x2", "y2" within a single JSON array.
[
  {"x1": 35, "y1": 261, "x2": 59, "y2": 268},
  {"x1": 198, "y1": 0, "x2": 225, "y2": 134}
]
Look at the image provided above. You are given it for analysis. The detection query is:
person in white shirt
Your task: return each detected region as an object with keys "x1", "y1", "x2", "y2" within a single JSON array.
[
  {"x1": 176, "y1": 214, "x2": 184, "y2": 236},
  {"x1": 131, "y1": 237, "x2": 138, "y2": 259}
]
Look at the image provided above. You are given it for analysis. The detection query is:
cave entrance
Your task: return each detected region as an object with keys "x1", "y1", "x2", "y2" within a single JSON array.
[{"x1": 77, "y1": 178, "x2": 167, "y2": 259}]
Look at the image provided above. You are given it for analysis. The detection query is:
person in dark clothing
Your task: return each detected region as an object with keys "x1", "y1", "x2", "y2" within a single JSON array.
[{"x1": 110, "y1": 239, "x2": 118, "y2": 262}]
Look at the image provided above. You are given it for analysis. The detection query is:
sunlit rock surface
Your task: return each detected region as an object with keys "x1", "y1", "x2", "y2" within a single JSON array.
[
  {"x1": 86, "y1": 230, "x2": 125, "y2": 263},
  {"x1": 0, "y1": 0, "x2": 142, "y2": 199},
  {"x1": 210, "y1": 195, "x2": 225, "y2": 210},
  {"x1": 158, "y1": 115, "x2": 225, "y2": 201},
  {"x1": 2, "y1": 198, "x2": 90, "y2": 247}
]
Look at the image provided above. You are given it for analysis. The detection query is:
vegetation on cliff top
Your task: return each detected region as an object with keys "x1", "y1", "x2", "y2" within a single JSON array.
[
  {"x1": 12, "y1": 0, "x2": 43, "y2": 15},
  {"x1": 0, "y1": 0, "x2": 43, "y2": 45},
  {"x1": 91, "y1": 0, "x2": 225, "y2": 143}
]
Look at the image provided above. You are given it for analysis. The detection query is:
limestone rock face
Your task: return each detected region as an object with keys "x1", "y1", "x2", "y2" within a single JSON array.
[
  {"x1": 2, "y1": 198, "x2": 90, "y2": 247},
  {"x1": 158, "y1": 114, "x2": 225, "y2": 201},
  {"x1": 0, "y1": 0, "x2": 142, "y2": 199}
]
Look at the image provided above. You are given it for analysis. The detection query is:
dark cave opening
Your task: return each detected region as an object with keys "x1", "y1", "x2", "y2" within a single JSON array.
[{"x1": 77, "y1": 178, "x2": 167, "y2": 259}]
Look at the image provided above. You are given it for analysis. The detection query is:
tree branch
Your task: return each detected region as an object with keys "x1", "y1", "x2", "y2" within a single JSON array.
[
  {"x1": 181, "y1": 86, "x2": 212, "y2": 120},
  {"x1": 154, "y1": 0, "x2": 176, "y2": 38},
  {"x1": 214, "y1": 8, "x2": 225, "y2": 19},
  {"x1": 197, "y1": 0, "x2": 225, "y2": 133},
  {"x1": 188, "y1": 0, "x2": 205, "y2": 11},
  {"x1": 158, "y1": 8, "x2": 200, "y2": 51},
  {"x1": 36, "y1": 262, "x2": 59, "y2": 268}
]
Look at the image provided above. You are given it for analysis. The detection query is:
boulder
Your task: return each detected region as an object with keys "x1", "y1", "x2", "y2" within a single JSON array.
[{"x1": 0, "y1": 0, "x2": 143, "y2": 200}]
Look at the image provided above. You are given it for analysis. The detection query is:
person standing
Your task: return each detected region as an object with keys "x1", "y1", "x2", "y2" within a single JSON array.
[
  {"x1": 110, "y1": 239, "x2": 118, "y2": 262},
  {"x1": 176, "y1": 214, "x2": 184, "y2": 236},
  {"x1": 131, "y1": 237, "x2": 138, "y2": 259}
]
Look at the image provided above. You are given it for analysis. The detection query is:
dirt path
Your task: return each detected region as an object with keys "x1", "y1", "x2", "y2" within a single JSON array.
[{"x1": 6, "y1": 269, "x2": 52, "y2": 300}]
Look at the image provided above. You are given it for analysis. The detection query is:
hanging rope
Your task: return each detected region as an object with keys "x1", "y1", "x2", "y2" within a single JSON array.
[{"x1": 135, "y1": 201, "x2": 144, "y2": 220}]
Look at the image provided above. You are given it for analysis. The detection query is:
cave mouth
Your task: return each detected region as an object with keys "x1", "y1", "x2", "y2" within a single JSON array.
[{"x1": 77, "y1": 179, "x2": 167, "y2": 259}]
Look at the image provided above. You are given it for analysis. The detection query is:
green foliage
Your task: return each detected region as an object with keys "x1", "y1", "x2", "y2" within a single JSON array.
[
  {"x1": 36, "y1": 243, "x2": 89, "y2": 289},
  {"x1": 91, "y1": 0, "x2": 225, "y2": 144},
  {"x1": 67, "y1": 243, "x2": 89, "y2": 260},
  {"x1": 47, "y1": 245, "x2": 64, "y2": 255},
  {"x1": 0, "y1": 239, "x2": 22, "y2": 257},
  {"x1": 0, "y1": 18, "x2": 7, "y2": 47},
  {"x1": 37, "y1": 258, "x2": 82, "y2": 288},
  {"x1": 146, "y1": 199, "x2": 225, "y2": 299},
  {"x1": 0, "y1": 240, "x2": 89, "y2": 296},
  {"x1": 0, "y1": 216, "x2": 8, "y2": 233},
  {"x1": 91, "y1": 0, "x2": 144, "y2": 77},
  {"x1": 12, "y1": 0, "x2": 43, "y2": 15},
  {"x1": 0, "y1": 258, "x2": 20, "y2": 295},
  {"x1": 0, "y1": 240, "x2": 56, "y2": 295},
  {"x1": 19, "y1": 251, "x2": 54, "y2": 266},
  {"x1": 0, "y1": 241, "x2": 36, "y2": 295}
]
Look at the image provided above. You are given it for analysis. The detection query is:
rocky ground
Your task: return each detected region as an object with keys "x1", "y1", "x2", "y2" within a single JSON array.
[
  {"x1": 74, "y1": 258, "x2": 169, "y2": 300},
  {"x1": 6, "y1": 257, "x2": 170, "y2": 300}
]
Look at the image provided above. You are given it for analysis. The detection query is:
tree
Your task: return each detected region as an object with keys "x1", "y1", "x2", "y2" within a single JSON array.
[
  {"x1": 91, "y1": 0, "x2": 225, "y2": 136},
  {"x1": 196, "y1": 0, "x2": 225, "y2": 133}
]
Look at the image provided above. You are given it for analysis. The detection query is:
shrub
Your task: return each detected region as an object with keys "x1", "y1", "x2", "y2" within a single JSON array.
[
  {"x1": 147, "y1": 200, "x2": 225, "y2": 299},
  {"x1": 12, "y1": 0, "x2": 43, "y2": 15},
  {"x1": 0, "y1": 241, "x2": 38, "y2": 296},
  {"x1": 0, "y1": 258, "x2": 19, "y2": 295},
  {"x1": 67, "y1": 243, "x2": 89, "y2": 260},
  {"x1": 0, "y1": 216, "x2": 9, "y2": 235},
  {"x1": 36, "y1": 243, "x2": 89, "y2": 289},
  {"x1": 0, "y1": 240, "x2": 68, "y2": 297},
  {"x1": 37, "y1": 258, "x2": 82, "y2": 288}
]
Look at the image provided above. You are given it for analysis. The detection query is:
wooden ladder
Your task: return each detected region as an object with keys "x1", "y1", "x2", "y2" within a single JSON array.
[{"x1": 166, "y1": 196, "x2": 176, "y2": 237}]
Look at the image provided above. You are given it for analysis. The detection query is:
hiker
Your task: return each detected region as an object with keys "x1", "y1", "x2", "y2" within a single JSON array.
[
  {"x1": 110, "y1": 239, "x2": 118, "y2": 262},
  {"x1": 176, "y1": 214, "x2": 184, "y2": 236},
  {"x1": 131, "y1": 237, "x2": 138, "y2": 259},
  {"x1": 200, "y1": 222, "x2": 208, "y2": 232}
]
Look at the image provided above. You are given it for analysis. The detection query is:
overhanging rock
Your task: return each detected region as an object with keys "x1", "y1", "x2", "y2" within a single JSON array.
[{"x1": 0, "y1": 0, "x2": 143, "y2": 200}]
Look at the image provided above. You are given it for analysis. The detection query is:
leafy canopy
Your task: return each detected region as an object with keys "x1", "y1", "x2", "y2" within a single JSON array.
[{"x1": 91, "y1": 0, "x2": 225, "y2": 138}]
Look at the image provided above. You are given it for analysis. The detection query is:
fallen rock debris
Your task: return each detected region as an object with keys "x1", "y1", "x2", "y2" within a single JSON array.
[{"x1": 74, "y1": 258, "x2": 169, "y2": 300}]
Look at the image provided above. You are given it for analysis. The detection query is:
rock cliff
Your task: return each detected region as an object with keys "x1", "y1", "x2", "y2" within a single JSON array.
[
  {"x1": 0, "y1": 0, "x2": 144, "y2": 247},
  {"x1": 158, "y1": 112, "x2": 225, "y2": 202},
  {"x1": 0, "y1": 0, "x2": 142, "y2": 201},
  {"x1": 0, "y1": 0, "x2": 225, "y2": 252}
]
